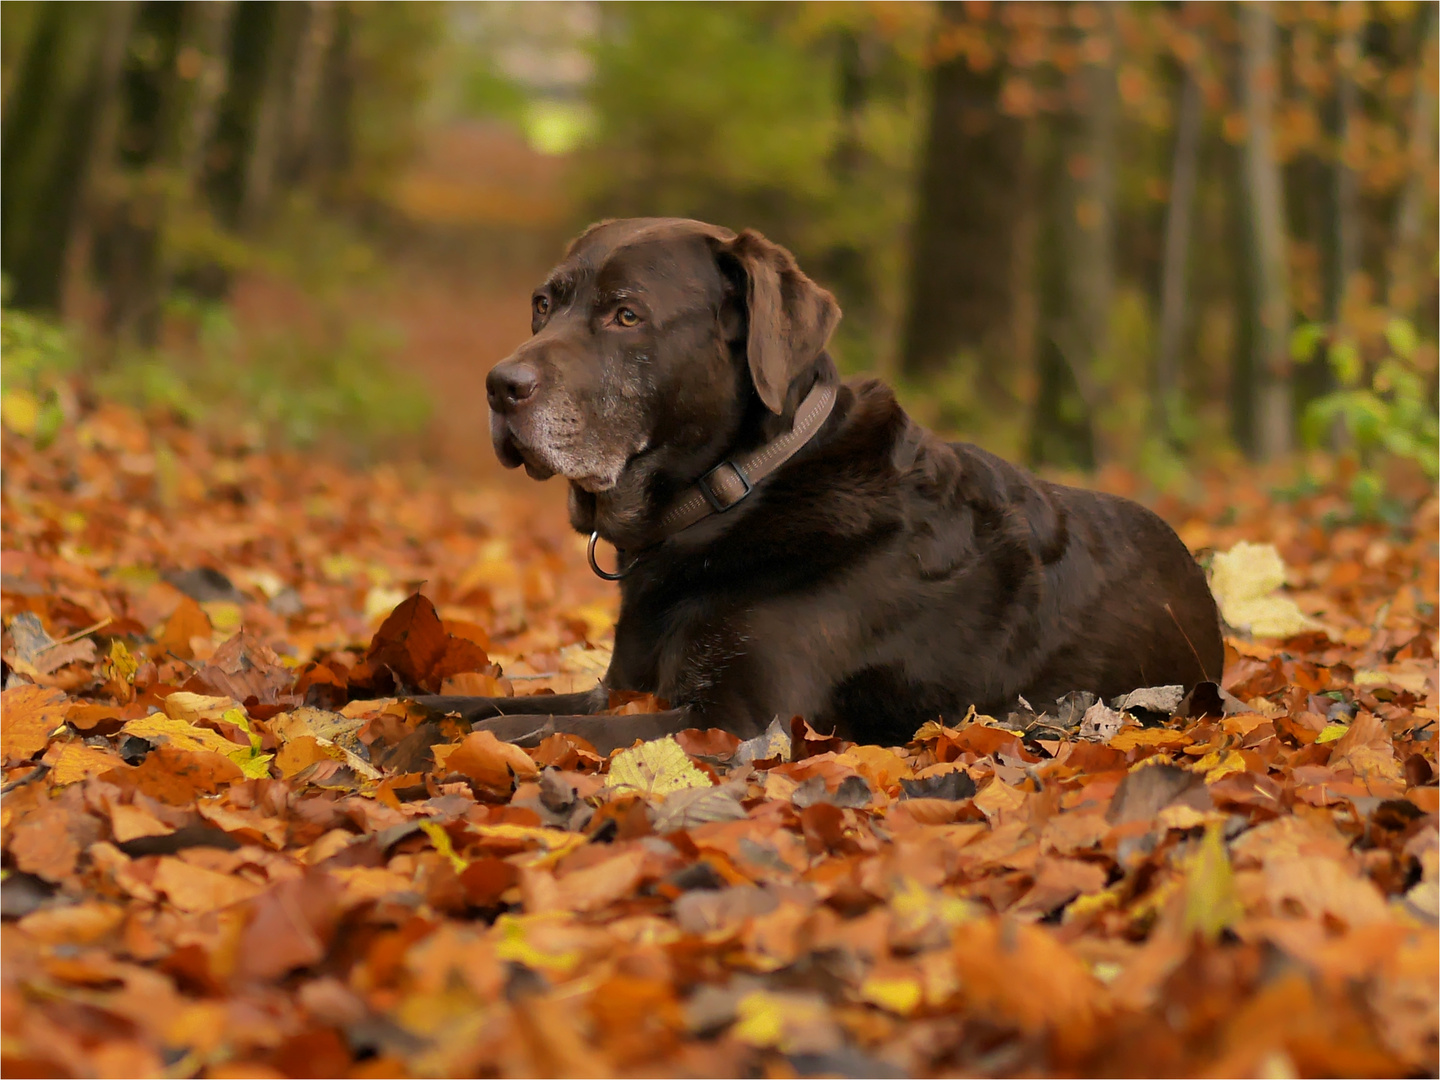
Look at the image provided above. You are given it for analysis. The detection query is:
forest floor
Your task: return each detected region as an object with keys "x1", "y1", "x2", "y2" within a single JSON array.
[{"x1": 1, "y1": 391, "x2": 1437, "y2": 1078}]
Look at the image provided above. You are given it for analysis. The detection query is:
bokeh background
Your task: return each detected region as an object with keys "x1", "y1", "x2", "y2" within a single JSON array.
[{"x1": 2, "y1": 0, "x2": 1436, "y2": 513}]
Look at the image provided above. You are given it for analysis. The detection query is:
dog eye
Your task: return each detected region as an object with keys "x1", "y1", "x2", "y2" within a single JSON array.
[
  {"x1": 533, "y1": 296, "x2": 550, "y2": 317},
  {"x1": 615, "y1": 307, "x2": 640, "y2": 328}
]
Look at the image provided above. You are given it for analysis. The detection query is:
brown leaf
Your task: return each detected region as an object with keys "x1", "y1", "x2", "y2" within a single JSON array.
[
  {"x1": 364, "y1": 592, "x2": 448, "y2": 693},
  {"x1": 196, "y1": 629, "x2": 293, "y2": 704},
  {"x1": 1, "y1": 684, "x2": 67, "y2": 764},
  {"x1": 156, "y1": 596, "x2": 212, "y2": 661},
  {"x1": 235, "y1": 871, "x2": 345, "y2": 981},
  {"x1": 431, "y1": 636, "x2": 495, "y2": 682},
  {"x1": 443, "y1": 729, "x2": 540, "y2": 793},
  {"x1": 106, "y1": 746, "x2": 243, "y2": 805},
  {"x1": 153, "y1": 855, "x2": 265, "y2": 912}
]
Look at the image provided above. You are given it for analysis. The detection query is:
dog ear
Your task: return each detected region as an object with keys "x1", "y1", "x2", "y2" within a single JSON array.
[{"x1": 718, "y1": 230, "x2": 840, "y2": 414}]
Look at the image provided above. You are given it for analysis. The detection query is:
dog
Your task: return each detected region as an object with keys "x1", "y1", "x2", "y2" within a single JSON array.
[{"x1": 416, "y1": 217, "x2": 1224, "y2": 754}]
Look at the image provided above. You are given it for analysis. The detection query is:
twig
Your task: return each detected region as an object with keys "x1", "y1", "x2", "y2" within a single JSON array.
[
  {"x1": 35, "y1": 616, "x2": 113, "y2": 653},
  {"x1": 1, "y1": 763, "x2": 50, "y2": 795}
]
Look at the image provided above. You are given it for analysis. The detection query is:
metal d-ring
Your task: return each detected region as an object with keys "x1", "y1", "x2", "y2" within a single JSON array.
[{"x1": 587, "y1": 531, "x2": 629, "y2": 581}]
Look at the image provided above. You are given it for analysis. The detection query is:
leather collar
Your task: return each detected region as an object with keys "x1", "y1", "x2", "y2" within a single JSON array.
[{"x1": 587, "y1": 381, "x2": 838, "y2": 579}]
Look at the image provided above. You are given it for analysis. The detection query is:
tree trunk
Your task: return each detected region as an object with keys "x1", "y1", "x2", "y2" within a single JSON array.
[
  {"x1": 817, "y1": 27, "x2": 875, "y2": 349},
  {"x1": 1029, "y1": 3, "x2": 1117, "y2": 469},
  {"x1": 106, "y1": 0, "x2": 237, "y2": 346},
  {"x1": 240, "y1": 3, "x2": 300, "y2": 231},
  {"x1": 1155, "y1": 65, "x2": 1202, "y2": 443},
  {"x1": 1326, "y1": 7, "x2": 1360, "y2": 324},
  {"x1": 1239, "y1": 2, "x2": 1293, "y2": 461},
  {"x1": 1387, "y1": 4, "x2": 1436, "y2": 317},
  {"x1": 0, "y1": 3, "x2": 106, "y2": 311},
  {"x1": 899, "y1": 1, "x2": 1022, "y2": 389},
  {"x1": 167, "y1": 1, "x2": 237, "y2": 185},
  {"x1": 284, "y1": 0, "x2": 338, "y2": 184},
  {"x1": 61, "y1": 2, "x2": 138, "y2": 320}
]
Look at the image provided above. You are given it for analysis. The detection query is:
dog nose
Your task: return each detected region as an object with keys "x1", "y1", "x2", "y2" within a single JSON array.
[{"x1": 487, "y1": 360, "x2": 540, "y2": 413}]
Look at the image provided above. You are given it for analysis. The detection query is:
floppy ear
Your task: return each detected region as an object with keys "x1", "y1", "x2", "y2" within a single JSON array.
[{"x1": 718, "y1": 230, "x2": 841, "y2": 414}]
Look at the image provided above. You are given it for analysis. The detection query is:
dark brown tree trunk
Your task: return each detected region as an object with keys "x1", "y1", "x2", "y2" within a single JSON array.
[
  {"x1": 1155, "y1": 65, "x2": 1202, "y2": 443},
  {"x1": 62, "y1": 2, "x2": 138, "y2": 319},
  {"x1": 1, "y1": 3, "x2": 111, "y2": 311},
  {"x1": 106, "y1": 0, "x2": 236, "y2": 347},
  {"x1": 284, "y1": 1, "x2": 338, "y2": 184},
  {"x1": 240, "y1": 3, "x2": 301, "y2": 231},
  {"x1": 899, "y1": 2, "x2": 1023, "y2": 389},
  {"x1": 1029, "y1": 3, "x2": 1117, "y2": 469},
  {"x1": 1387, "y1": 4, "x2": 1436, "y2": 317},
  {"x1": 1239, "y1": 2, "x2": 1293, "y2": 461}
]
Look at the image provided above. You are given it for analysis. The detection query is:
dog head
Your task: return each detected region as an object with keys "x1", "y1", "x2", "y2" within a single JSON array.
[{"x1": 487, "y1": 218, "x2": 839, "y2": 530}]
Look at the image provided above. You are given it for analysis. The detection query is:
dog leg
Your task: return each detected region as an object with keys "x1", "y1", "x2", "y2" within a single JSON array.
[
  {"x1": 468, "y1": 709, "x2": 696, "y2": 756},
  {"x1": 411, "y1": 687, "x2": 608, "y2": 724}
]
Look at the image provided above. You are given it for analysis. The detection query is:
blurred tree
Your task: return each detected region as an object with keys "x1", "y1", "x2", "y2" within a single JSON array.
[
  {"x1": 1029, "y1": 4, "x2": 1119, "y2": 469},
  {"x1": 899, "y1": 2, "x2": 1022, "y2": 392},
  {"x1": 1, "y1": 2, "x2": 131, "y2": 312},
  {"x1": 580, "y1": 1, "x2": 927, "y2": 370},
  {"x1": 1239, "y1": 3, "x2": 1293, "y2": 461},
  {"x1": 1154, "y1": 58, "x2": 1201, "y2": 447}
]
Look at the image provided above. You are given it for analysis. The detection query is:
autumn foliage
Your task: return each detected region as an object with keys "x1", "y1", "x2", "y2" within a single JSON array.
[{"x1": 1, "y1": 400, "x2": 1436, "y2": 1078}]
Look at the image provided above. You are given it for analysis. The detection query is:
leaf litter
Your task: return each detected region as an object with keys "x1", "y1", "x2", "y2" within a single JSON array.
[{"x1": 1, "y1": 399, "x2": 1437, "y2": 1077}]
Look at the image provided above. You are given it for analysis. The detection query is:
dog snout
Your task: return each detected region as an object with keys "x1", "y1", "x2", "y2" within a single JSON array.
[{"x1": 487, "y1": 359, "x2": 540, "y2": 414}]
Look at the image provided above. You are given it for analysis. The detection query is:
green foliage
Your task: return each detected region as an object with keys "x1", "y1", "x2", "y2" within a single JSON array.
[
  {"x1": 579, "y1": 2, "x2": 928, "y2": 370},
  {"x1": 1293, "y1": 316, "x2": 1439, "y2": 519},
  {"x1": 0, "y1": 284, "x2": 79, "y2": 447},
  {"x1": 91, "y1": 294, "x2": 430, "y2": 453},
  {"x1": 0, "y1": 286, "x2": 429, "y2": 455}
]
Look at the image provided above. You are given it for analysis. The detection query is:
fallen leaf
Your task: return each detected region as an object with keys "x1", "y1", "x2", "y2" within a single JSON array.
[
  {"x1": 1, "y1": 684, "x2": 67, "y2": 764},
  {"x1": 1183, "y1": 823, "x2": 1242, "y2": 941},
  {"x1": 1210, "y1": 541, "x2": 1316, "y2": 637},
  {"x1": 152, "y1": 857, "x2": 265, "y2": 912},
  {"x1": 604, "y1": 736, "x2": 713, "y2": 800}
]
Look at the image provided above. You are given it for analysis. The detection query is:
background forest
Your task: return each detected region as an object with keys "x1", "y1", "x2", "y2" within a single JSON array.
[{"x1": 2, "y1": 0, "x2": 1436, "y2": 511}]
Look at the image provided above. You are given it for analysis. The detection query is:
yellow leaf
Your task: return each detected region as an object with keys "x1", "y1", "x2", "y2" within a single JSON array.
[
  {"x1": 1191, "y1": 749, "x2": 1248, "y2": 783},
  {"x1": 860, "y1": 974, "x2": 923, "y2": 1015},
  {"x1": 47, "y1": 743, "x2": 124, "y2": 786},
  {"x1": 1064, "y1": 884, "x2": 1122, "y2": 923},
  {"x1": 1315, "y1": 722, "x2": 1349, "y2": 744},
  {"x1": 836, "y1": 744, "x2": 913, "y2": 791},
  {"x1": 603, "y1": 735, "x2": 712, "y2": 800},
  {"x1": 1182, "y1": 823, "x2": 1242, "y2": 942},
  {"x1": 732, "y1": 991, "x2": 832, "y2": 1052},
  {"x1": 1, "y1": 389, "x2": 39, "y2": 436},
  {"x1": 1208, "y1": 542, "x2": 1315, "y2": 637},
  {"x1": 122, "y1": 713, "x2": 241, "y2": 757},
  {"x1": 162, "y1": 692, "x2": 241, "y2": 724},
  {"x1": 418, "y1": 819, "x2": 469, "y2": 874},
  {"x1": 228, "y1": 749, "x2": 273, "y2": 779},
  {"x1": 105, "y1": 639, "x2": 139, "y2": 684},
  {"x1": 492, "y1": 913, "x2": 584, "y2": 974}
]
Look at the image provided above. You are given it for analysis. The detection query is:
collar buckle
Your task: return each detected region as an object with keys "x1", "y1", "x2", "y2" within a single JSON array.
[{"x1": 698, "y1": 460, "x2": 752, "y2": 513}]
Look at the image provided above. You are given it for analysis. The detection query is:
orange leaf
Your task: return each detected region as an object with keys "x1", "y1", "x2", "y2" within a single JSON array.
[
  {"x1": 1, "y1": 684, "x2": 67, "y2": 765},
  {"x1": 445, "y1": 729, "x2": 540, "y2": 793},
  {"x1": 155, "y1": 596, "x2": 212, "y2": 661}
]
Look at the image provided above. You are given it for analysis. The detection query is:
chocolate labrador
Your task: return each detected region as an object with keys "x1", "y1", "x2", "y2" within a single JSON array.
[{"x1": 416, "y1": 217, "x2": 1223, "y2": 753}]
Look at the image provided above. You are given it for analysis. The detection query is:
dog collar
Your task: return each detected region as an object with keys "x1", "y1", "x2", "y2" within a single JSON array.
[{"x1": 586, "y1": 380, "x2": 839, "y2": 580}]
